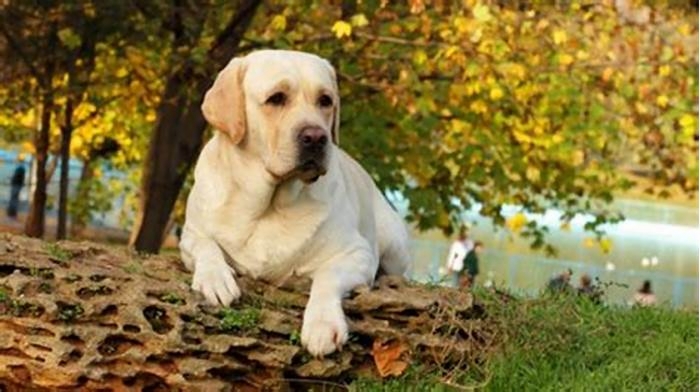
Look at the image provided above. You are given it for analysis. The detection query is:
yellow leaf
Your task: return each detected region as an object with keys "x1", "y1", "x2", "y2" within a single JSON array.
[
  {"x1": 506, "y1": 213, "x2": 527, "y2": 232},
  {"x1": 115, "y1": 67, "x2": 128, "y2": 78},
  {"x1": 473, "y1": 4, "x2": 492, "y2": 23},
  {"x1": 599, "y1": 238, "x2": 613, "y2": 254},
  {"x1": 526, "y1": 166, "x2": 540, "y2": 181},
  {"x1": 656, "y1": 95, "x2": 669, "y2": 108},
  {"x1": 601, "y1": 67, "x2": 614, "y2": 82},
  {"x1": 635, "y1": 102, "x2": 648, "y2": 115},
  {"x1": 658, "y1": 65, "x2": 671, "y2": 77},
  {"x1": 454, "y1": 16, "x2": 470, "y2": 33},
  {"x1": 350, "y1": 13, "x2": 368, "y2": 27},
  {"x1": 583, "y1": 238, "x2": 595, "y2": 248},
  {"x1": 679, "y1": 113, "x2": 696, "y2": 128},
  {"x1": 552, "y1": 29, "x2": 567, "y2": 45},
  {"x1": 558, "y1": 54, "x2": 574, "y2": 66},
  {"x1": 270, "y1": 14, "x2": 287, "y2": 30},
  {"x1": 489, "y1": 87, "x2": 504, "y2": 101},
  {"x1": 469, "y1": 100, "x2": 487, "y2": 114},
  {"x1": 21, "y1": 141, "x2": 35, "y2": 153},
  {"x1": 331, "y1": 21, "x2": 352, "y2": 39},
  {"x1": 572, "y1": 150, "x2": 585, "y2": 166}
]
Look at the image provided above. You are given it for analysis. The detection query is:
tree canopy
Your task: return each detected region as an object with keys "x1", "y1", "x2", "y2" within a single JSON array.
[{"x1": 0, "y1": 0, "x2": 697, "y2": 252}]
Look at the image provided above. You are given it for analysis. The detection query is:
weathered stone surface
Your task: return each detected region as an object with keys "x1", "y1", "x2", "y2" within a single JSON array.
[{"x1": 0, "y1": 233, "x2": 495, "y2": 390}]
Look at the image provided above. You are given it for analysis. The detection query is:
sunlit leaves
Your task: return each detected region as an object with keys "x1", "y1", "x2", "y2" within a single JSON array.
[{"x1": 332, "y1": 20, "x2": 352, "y2": 38}]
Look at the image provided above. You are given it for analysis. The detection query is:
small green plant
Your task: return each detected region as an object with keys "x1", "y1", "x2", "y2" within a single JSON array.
[
  {"x1": 218, "y1": 307, "x2": 260, "y2": 332},
  {"x1": 0, "y1": 288, "x2": 8, "y2": 302},
  {"x1": 9, "y1": 300, "x2": 44, "y2": 317},
  {"x1": 38, "y1": 282, "x2": 53, "y2": 294},
  {"x1": 160, "y1": 292, "x2": 185, "y2": 305},
  {"x1": 122, "y1": 262, "x2": 142, "y2": 274},
  {"x1": 57, "y1": 302, "x2": 84, "y2": 322},
  {"x1": 45, "y1": 243, "x2": 70, "y2": 263},
  {"x1": 289, "y1": 330, "x2": 301, "y2": 345}
]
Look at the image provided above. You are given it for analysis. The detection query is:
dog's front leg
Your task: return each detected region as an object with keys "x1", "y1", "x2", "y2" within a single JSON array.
[
  {"x1": 180, "y1": 228, "x2": 240, "y2": 306},
  {"x1": 301, "y1": 244, "x2": 376, "y2": 357}
]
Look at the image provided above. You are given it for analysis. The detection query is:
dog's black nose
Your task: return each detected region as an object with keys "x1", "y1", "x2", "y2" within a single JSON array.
[{"x1": 298, "y1": 127, "x2": 328, "y2": 149}]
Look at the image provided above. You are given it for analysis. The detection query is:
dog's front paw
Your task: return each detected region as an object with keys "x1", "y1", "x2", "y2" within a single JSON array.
[
  {"x1": 301, "y1": 300, "x2": 348, "y2": 357},
  {"x1": 191, "y1": 261, "x2": 241, "y2": 306}
]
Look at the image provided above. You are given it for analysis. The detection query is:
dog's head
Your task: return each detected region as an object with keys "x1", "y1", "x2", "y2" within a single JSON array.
[{"x1": 202, "y1": 50, "x2": 339, "y2": 184}]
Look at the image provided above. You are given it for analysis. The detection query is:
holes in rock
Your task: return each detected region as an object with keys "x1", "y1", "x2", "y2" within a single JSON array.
[
  {"x1": 61, "y1": 333, "x2": 85, "y2": 347},
  {"x1": 89, "y1": 274, "x2": 107, "y2": 282},
  {"x1": 0, "y1": 348, "x2": 32, "y2": 359},
  {"x1": 76, "y1": 285, "x2": 114, "y2": 299},
  {"x1": 29, "y1": 343, "x2": 52, "y2": 352},
  {"x1": 122, "y1": 371, "x2": 168, "y2": 392},
  {"x1": 146, "y1": 355, "x2": 178, "y2": 373},
  {"x1": 123, "y1": 324, "x2": 141, "y2": 333},
  {"x1": 3, "y1": 300, "x2": 45, "y2": 318},
  {"x1": 98, "y1": 322, "x2": 119, "y2": 330},
  {"x1": 58, "y1": 349, "x2": 83, "y2": 366},
  {"x1": 99, "y1": 304, "x2": 118, "y2": 316},
  {"x1": 0, "y1": 265, "x2": 52, "y2": 279},
  {"x1": 97, "y1": 334, "x2": 143, "y2": 356},
  {"x1": 0, "y1": 321, "x2": 55, "y2": 337},
  {"x1": 143, "y1": 305, "x2": 173, "y2": 334},
  {"x1": 56, "y1": 302, "x2": 84, "y2": 322},
  {"x1": 63, "y1": 274, "x2": 82, "y2": 283},
  {"x1": 207, "y1": 366, "x2": 249, "y2": 382},
  {"x1": 0, "y1": 264, "x2": 17, "y2": 277},
  {"x1": 182, "y1": 334, "x2": 202, "y2": 345},
  {"x1": 9, "y1": 364, "x2": 31, "y2": 383}
]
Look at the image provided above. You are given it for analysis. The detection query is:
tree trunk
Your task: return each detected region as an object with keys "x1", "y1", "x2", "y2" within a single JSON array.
[
  {"x1": 57, "y1": 98, "x2": 74, "y2": 240},
  {"x1": 68, "y1": 158, "x2": 95, "y2": 238},
  {"x1": 130, "y1": 0, "x2": 262, "y2": 253},
  {"x1": 24, "y1": 92, "x2": 52, "y2": 238}
]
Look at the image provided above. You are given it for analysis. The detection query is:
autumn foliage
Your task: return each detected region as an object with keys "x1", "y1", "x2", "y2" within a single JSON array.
[{"x1": 0, "y1": 0, "x2": 697, "y2": 251}]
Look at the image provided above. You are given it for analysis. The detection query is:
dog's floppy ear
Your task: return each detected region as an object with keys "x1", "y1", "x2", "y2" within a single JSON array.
[
  {"x1": 202, "y1": 58, "x2": 247, "y2": 144},
  {"x1": 323, "y1": 60, "x2": 340, "y2": 145}
]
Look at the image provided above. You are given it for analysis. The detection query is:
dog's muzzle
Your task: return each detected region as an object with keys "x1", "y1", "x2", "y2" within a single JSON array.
[{"x1": 296, "y1": 127, "x2": 328, "y2": 183}]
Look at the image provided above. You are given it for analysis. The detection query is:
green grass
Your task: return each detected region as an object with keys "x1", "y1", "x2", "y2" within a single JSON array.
[
  {"x1": 353, "y1": 289, "x2": 698, "y2": 391},
  {"x1": 44, "y1": 243, "x2": 70, "y2": 263},
  {"x1": 218, "y1": 307, "x2": 260, "y2": 332}
]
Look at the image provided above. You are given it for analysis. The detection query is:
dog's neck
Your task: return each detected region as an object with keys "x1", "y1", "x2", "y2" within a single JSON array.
[{"x1": 217, "y1": 135, "x2": 325, "y2": 219}]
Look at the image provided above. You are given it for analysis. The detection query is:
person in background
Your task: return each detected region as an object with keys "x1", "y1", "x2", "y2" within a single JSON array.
[
  {"x1": 577, "y1": 274, "x2": 602, "y2": 304},
  {"x1": 6, "y1": 156, "x2": 26, "y2": 219},
  {"x1": 632, "y1": 280, "x2": 657, "y2": 306},
  {"x1": 460, "y1": 240, "x2": 484, "y2": 289},
  {"x1": 547, "y1": 268, "x2": 573, "y2": 294},
  {"x1": 444, "y1": 227, "x2": 473, "y2": 287}
]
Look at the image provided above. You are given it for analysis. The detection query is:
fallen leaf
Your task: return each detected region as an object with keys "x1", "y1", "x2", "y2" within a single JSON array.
[{"x1": 372, "y1": 339, "x2": 409, "y2": 377}]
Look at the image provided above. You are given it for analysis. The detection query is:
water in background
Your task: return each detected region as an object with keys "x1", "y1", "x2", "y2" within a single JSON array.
[
  {"x1": 1, "y1": 150, "x2": 697, "y2": 307},
  {"x1": 409, "y1": 199, "x2": 699, "y2": 309}
]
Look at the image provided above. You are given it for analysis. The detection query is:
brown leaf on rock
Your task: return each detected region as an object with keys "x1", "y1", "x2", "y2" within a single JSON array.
[{"x1": 371, "y1": 339, "x2": 409, "y2": 378}]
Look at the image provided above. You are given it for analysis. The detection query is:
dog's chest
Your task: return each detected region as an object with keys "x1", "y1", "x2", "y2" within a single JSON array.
[{"x1": 212, "y1": 199, "x2": 329, "y2": 279}]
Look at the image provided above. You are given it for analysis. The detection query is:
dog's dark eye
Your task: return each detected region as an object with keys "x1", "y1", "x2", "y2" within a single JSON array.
[
  {"x1": 266, "y1": 92, "x2": 287, "y2": 106},
  {"x1": 318, "y1": 94, "x2": 333, "y2": 108}
]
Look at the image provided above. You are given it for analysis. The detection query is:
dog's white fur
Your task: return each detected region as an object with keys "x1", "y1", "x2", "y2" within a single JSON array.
[{"x1": 180, "y1": 50, "x2": 411, "y2": 356}]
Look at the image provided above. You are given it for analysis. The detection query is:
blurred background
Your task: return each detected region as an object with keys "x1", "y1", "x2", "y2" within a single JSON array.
[{"x1": 0, "y1": 0, "x2": 697, "y2": 307}]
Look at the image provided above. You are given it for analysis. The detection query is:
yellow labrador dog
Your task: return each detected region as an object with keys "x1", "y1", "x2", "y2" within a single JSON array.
[{"x1": 180, "y1": 50, "x2": 411, "y2": 356}]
